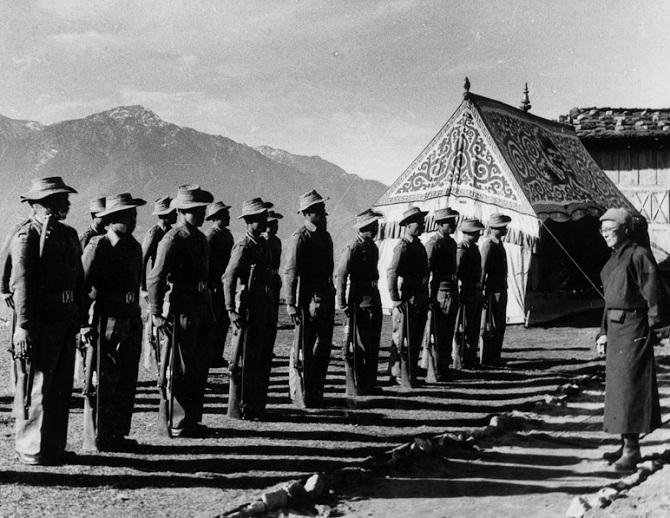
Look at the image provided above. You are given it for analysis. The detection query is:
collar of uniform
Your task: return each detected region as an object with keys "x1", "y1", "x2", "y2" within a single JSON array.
[
  {"x1": 459, "y1": 239, "x2": 474, "y2": 248},
  {"x1": 356, "y1": 232, "x2": 369, "y2": 244},
  {"x1": 402, "y1": 235, "x2": 417, "y2": 244},
  {"x1": 176, "y1": 222, "x2": 193, "y2": 236},
  {"x1": 106, "y1": 227, "x2": 122, "y2": 246},
  {"x1": 158, "y1": 221, "x2": 171, "y2": 231},
  {"x1": 488, "y1": 234, "x2": 501, "y2": 245},
  {"x1": 612, "y1": 238, "x2": 633, "y2": 259},
  {"x1": 304, "y1": 221, "x2": 318, "y2": 233}
]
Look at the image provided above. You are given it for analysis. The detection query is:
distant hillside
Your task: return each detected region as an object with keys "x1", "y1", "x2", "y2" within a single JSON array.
[{"x1": 0, "y1": 106, "x2": 387, "y2": 252}]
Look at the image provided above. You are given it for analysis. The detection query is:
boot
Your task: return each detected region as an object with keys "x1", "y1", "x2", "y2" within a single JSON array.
[
  {"x1": 613, "y1": 433, "x2": 641, "y2": 472},
  {"x1": 603, "y1": 437, "x2": 624, "y2": 464}
]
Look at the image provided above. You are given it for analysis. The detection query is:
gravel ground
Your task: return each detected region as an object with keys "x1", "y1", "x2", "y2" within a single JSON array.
[{"x1": 0, "y1": 311, "x2": 603, "y2": 517}]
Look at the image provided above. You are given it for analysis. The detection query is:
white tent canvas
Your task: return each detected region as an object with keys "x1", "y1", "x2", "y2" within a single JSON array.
[{"x1": 373, "y1": 91, "x2": 637, "y2": 324}]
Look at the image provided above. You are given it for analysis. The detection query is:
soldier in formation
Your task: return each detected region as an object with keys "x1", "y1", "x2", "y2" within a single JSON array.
[
  {"x1": 423, "y1": 207, "x2": 459, "y2": 381},
  {"x1": 80, "y1": 193, "x2": 145, "y2": 451},
  {"x1": 263, "y1": 207, "x2": 283, "y2": 346},
  {"x1": 284, "y1": 190, "x2": 335, "y2": 408},
  {"x1": 336, "y1": 209, "x2": 384, "y2": 396},
  {"x1": 147, "y1": 184, "x2": 214, "y2": 437},
  {"x1": 205, "y1": 201, "x2": 234, "y2": 369},
  {"x1": 387, "y1": 207, "x2": 429, "y2": 388},
  {"x1": 223, "y1": 198, "x2": 274, "y2": 419},
  {"x1": 10, "y1": 177, "x2": 85, "y2": 465},
  {"x1": 480, "y1": 214, "x2": 512, "y2": 367},
  {"x1": 455, "y1": 218, "x2": 485, "y2": 368}
]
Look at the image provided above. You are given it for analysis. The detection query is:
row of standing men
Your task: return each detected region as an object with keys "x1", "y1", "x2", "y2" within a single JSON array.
[{"x1": 3, "y1": 177, "x2": 511, "y2": 465}]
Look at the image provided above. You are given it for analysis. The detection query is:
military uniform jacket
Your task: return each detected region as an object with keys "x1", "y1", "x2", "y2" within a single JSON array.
[
  {"x1": 266, "y1": 234, "x2": 282, "y2": 272},
  {"x1": 146, "y1": 223, "x2": 209, "y2": 316},
  {"x1": 206, "y1": 225, "x2": 234, "y2": 291},
  {"x1": 479, "y1": 236, "x2": 508, "y2": 292},
  {"x1": 141, "y1": 223, "x2": 170, "y2": 291},
  {"x1": 456, "y1": 239, "x2": 482, "y2": 289},
  {"x1": 387, "y1": 236, "x2": 428, "y2": 302},
  {"x1": 284, "y1": 223, "x2": 334, "y2": 306},
  {"x1": 336, "y1": 233, "x2": 379, "y2": 308},
  {"x1": 223, "y1": 232, "x2": 272, "y2": 312},
  {"x1": 425, "y1": 231, "x2": 457, "y2": 295},
  {"x1": 0, "y1": 218, "x2": 30, "y2": 297},
  {"x1": 9, "y1": 217, "x2": 85, "y2": 330},
  {"x1": 82, "y1": 229, "x2": 142, "y2": 319}
]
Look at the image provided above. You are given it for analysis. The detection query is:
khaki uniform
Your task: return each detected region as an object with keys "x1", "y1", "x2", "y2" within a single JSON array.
[
  {"x1": 81, "y1": 229, "x2": 143, "y2": 449},
  {"x1": 206, "y1": 225, "x2": 234, "y2": 365},
  {"x1": 79, "y1": 224, "x2": 104, "y2": 251},
  {"x1": 425, "y1": 230, "x2": 459, "y2": 377},
  {"x1": 223, "y1": 232, "x2": 274, "y2": 418},
  {"x1": 479, "y1": 236, "x2": 508, "y2": 365},
  {"x1": 456, "y1": 240, "x2": 482, "y2": 367},
  {"x1": 284, "y1": 223, "x2": 335, "y2": 407},
  {"x1": 10, "y1": 218, "x2": 85, "y2": 462},
  {"x1": 387, "y1": 236, "x2": 428, "y2": 387},
  {"x1": 147, "y1": 222, "x2": 213, "y2": 436},
  {"x1": 336, "y1": 233, "x2": 382, "y2": 395}
]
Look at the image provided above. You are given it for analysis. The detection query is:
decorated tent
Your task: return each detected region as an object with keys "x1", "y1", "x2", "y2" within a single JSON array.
[{"x1": 373, "y1": 87, "x2": 639, "y2": 324}]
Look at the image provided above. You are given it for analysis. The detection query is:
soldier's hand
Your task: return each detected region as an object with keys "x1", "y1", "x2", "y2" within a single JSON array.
[
  {"x1": 79, "y1": 326, "x2": 95, "y2": 344},
  {"x1": 152, "y1": 315, "x2": 169, "y2": 330},
  {"x1": 228, "y1": 310, "x2": 244, "y2": 330},
  {"x1": 2, "y1": 293, "x2": 14, "y2": 310},
  {"x1": 595, "y1": 335, "x2": 607, "y2": 357},
  {"x1": 13, "y1": 327, "x2": 31, "y2": 359},
  {"x1": 286, "y1": 304, "x2": 301, "y2": 325}
]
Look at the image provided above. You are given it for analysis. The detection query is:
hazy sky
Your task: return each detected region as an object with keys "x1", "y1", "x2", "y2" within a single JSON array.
[{"x1": 1, "y1": 0, "x2": 668, "y2": 184}]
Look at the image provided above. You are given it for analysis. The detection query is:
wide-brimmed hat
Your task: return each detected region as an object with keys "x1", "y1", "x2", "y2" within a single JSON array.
[
  {"x1": 354, "y1": 208, "x2": 383, "y2": 230},
  {"x1": 488, "y1": 213, "x2": 512, "y2": 228},
  {"x1": 170, "y1": 184, "x2": 214, "y2": 210},
  {"x1": 97, "y1": 192, "x2": 146, "y2": 217},
  {"x1": 459, "y1": 218, "x2": 485, "y2": 233},
  {"x1": 599, "y1": 207, "x2": 631, "y2": 228},
  {"x1": 205, "y1": 201, "x2": 232, "y2": 221},
  {"x1": 152, "y1": 196, "x2": 175, "y2": 216},
  {"x1": 298, "y1": 189, "x2": 328, "y2": 213},
  {"x1": 267, "y1": 210, "x2": 284, "y2": 222},
  {"x1": 89, "y1": 197, "x2": 106, "y2": 215},
  {"x1": 238, "y1": 198, "x2": 268, "y2": 220},
  {"x1": 20, "y1": 176, "x2": 77, "y2": 202},
  {"x1": 433, "y1": 207, "x2": 459, "y2": 223},
  {"x1": 399, "y1": 206, "x2": 428, "y2": 226}
]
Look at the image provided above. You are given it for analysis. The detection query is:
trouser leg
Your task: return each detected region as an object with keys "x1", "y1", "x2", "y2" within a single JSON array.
[
  {"x1": 462, "y1": 291, "x2": 482, "y2": 366},
  {"x1": 490, "y1": 291, "x2": 507, "y2": 364},
  {"x1": 312, "y1": 307, "x2": 334, "y2": 403},
  {"x1": 16, "y1": 319, "x2": 76, "y2": 459},
  {"x1": 408, "y1": 302, "x2": 428, "y2": 384},
  {"x1": 355, "y1": 304, "x2": 382, "y2": 394},
  {"x1": 433, "y1": 290, "x2": 458, "y2": 376},
  {"x1": 114, "y1": 317, "x2": 142, "y2": 437}
]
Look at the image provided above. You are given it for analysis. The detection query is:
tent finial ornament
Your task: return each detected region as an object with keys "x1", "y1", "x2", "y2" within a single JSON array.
[
  {"x1": 463, "y1": 77, "x2": 471, "y2": 98},
  {"x1": 520, "y1": 82, "x2": 532, "y2": 112}
]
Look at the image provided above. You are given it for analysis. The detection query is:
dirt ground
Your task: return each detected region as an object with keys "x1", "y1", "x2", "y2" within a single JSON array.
[{"x1": 0, "y1": 311, "x2": 607, "y2": 517}]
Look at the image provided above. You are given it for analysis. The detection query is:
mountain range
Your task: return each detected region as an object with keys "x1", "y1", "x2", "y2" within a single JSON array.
[{"x1": 0, "y1": 106, "x2": 387, "y2": 252}]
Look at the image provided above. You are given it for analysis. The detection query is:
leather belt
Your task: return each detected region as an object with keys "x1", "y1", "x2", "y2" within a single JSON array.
[
  {"x1": 43, "y1": 290, "x2": 75, "y2": 304},
  {"x1": 98, "y1": 291, "x2": 138, "y2": 304},
  {"x1": 352, "y1": 280, "x2": 378, "y2": 288}
]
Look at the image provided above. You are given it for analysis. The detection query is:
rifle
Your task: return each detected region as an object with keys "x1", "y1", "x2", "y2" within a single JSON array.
[
  {"x1": 342, "y1": 308, "x2": 357, "y2": 397},
  {"x1": 479, "y1": 291, "x2": 495, "y2": 364},
  {"x1": 81, "y1": 312, "x2": 100, "y2": 452},
  {"x1": 288, "y1": 277, "x2": 305, "y2": 408},
  {"x1": 421, "y1": 299, "x2": 438, "y2": 382},
  {"x1": 397, "y1": 301, "x2": 414, "y2": 389},
  {"x1": 13, "y1": 215, "x2": 50, "y2": 419},
  {"x1": 227, "y1": 264, "x2": 256, "y2": 419},
  {"x1": 157, "y1": 316, "x2": 175, "y2": 437}
]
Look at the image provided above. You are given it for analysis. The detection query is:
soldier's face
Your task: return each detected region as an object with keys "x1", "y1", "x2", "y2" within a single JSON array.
[
  {"x1": 41, "y1": 193, "x2": 70, "y2": 220},
  {"x1": 493, "y1": 226, "x2": 508, "y2": 238},
  {"x1": 304, "y1": 204, "x2": 326, "y2": 228},
  {"x1": 406, "y1": 219, "x2": 424, "y2": 237},
  {"x1": 360, "y1": 220, "x2": 379, "y2": 238},
  {"x1": 163, "y1": 211, "x2": 177, "y2": 225},
  {"x1": 463, "y1": 231, "x2": 481, "y2": 242},
  {"x1": 265, "y1": 219, "x2": 278, "y2": 235},
  {"x1": 246, "y1": 215, "x2": 267, "y2": 236},
  {"x1": 181, "y1": 207, "x2": 206, "y2": 227},
  {"x1": 110, "y1": 209, "x2": 137, "y2": 234}
]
